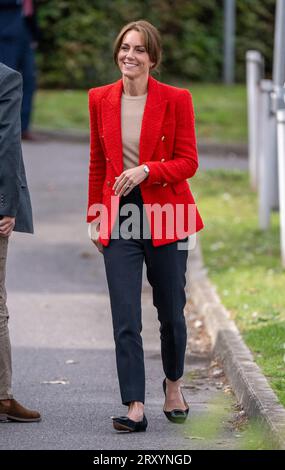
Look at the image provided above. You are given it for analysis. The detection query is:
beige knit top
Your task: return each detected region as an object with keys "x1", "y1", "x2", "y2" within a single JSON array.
[{"x1": 121, "y1": 92, "x2": 148, "y2": 170}]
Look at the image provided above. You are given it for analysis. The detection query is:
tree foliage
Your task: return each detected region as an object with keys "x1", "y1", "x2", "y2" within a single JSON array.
[{"x1": 36, "y1": 0, "x2": 275, "y2": 88}]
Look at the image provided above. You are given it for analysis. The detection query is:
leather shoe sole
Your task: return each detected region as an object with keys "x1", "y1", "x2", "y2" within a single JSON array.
[
  {"x1": 0, "y1": 399, "x2": 41, "y2": 423},
  {"x1": 112, "y1": 414, "x2": 148, "y2": 432}
]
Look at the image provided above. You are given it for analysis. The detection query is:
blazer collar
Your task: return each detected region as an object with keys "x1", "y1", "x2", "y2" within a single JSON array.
[
  {"x1": 102, "y1": 75, "x2": 168, "y2": 175},
  {"x1": 106, "y1": 74, "x2": 163, "y2": 107}
]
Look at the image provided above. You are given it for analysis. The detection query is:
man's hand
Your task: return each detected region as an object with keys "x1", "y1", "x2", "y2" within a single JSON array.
[
  {"x1": 0, "y1": 217, "x2": 15, "y2": 237},
  {"x1": 113, "y1": 165, "x2": 148, "y2": 197}
]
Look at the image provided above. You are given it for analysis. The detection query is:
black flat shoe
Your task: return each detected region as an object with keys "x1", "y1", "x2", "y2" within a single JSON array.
[
  {"x1": 163, "y1": 378, "x2": 189, "y2": 424},
  {"x1": 112, "y1": 414, "x2": 148, "y2": 432}
]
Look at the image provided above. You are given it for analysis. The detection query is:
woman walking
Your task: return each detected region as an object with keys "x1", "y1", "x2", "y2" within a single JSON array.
[{"x1": 87, "y1": 20, "x2": 204, "y2": 432}]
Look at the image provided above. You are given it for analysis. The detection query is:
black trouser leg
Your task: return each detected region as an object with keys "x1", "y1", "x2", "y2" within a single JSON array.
[
  {"x1": 103, "y1": 186, "x2": 188, "y2": 406},
  {"x1": 103, "y1": 234, "x2": 145, "y2": 406},
  {"x1": 144, "y1": 238, "x2": 188, "y2": 381}
]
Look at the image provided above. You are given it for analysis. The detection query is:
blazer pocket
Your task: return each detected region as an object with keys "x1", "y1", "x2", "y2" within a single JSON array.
[
  {"x1": 172, "y1": 180, "x2": 189, "y2": 194},
  {"x1": 18, "y1": 180, "x2": 26, "y2": 188},
  {"x1": 162, "y1": 119, "x2": 175, "y2": 126}
]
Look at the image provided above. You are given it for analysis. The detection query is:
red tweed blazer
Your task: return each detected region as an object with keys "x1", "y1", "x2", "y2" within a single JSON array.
[{"x1": 87, "y1": 75, "x2": 204, "y2": 247}]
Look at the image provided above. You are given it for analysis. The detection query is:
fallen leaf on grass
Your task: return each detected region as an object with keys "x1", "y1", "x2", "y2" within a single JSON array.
[
  {"x1": 80, "y1": 251, "x2": 93, "y2": 258},
  {"x1": 194, "y1": 320, "x2": 203, "y2": 328},
  {"x1": 212, "y1": 368, "x2": 224, "y2": 378}
]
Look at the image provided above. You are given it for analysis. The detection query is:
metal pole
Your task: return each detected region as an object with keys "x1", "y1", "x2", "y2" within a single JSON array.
[
  {"x1": 270, "y1": 0, "x2": 285, "y2": 210},
  {"x1": 223, "y1": 0, "x2": 236, "y2": 84},
  {"x1": 277, "y1": 108, "x2": 285, "y2": 267},
  {"x1": 259, "y1": 80, "x2": 275, "y2": 230},
  {"x1": 273, "y1": 0, "x2": 285, "y2": 88},
  {"x1": 246, "y1": 51, "x2": 264, "y2": 190},
  {"x1": 272, "y1": 0, "x2": 285, "y2": 263}
]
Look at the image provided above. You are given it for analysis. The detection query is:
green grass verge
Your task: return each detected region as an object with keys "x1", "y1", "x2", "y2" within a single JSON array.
[
  {"x1": 33, "y1": 83, "x2": 247, "y2": 143},
  {"x1": 191, "y1": 169, "x2": 285, "y2": 407},
  {"x1": 183, "y1": 391, "x2": 277, "y2": 449},
  {"x1": 172, "y1": 80, "x2": 247, "y2": 143},
  {"x1": 34, "y1": 90, "x2": 88, "y2": 131}
]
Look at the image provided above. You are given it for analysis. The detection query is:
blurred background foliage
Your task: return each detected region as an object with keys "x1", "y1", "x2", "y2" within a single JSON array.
[{"x1": 36, "y1": 0, "x2": 275, "y2": 89}]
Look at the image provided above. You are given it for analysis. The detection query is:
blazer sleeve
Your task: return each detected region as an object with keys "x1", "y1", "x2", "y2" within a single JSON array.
[
  {"x1": 0, "y1": 69, "x2": 22, "y2": 217},
  {"x1": 86, "y1": 89, "x2": 106, "y2": 223},
  {"x1": 144, "y1": 89, "x2": 199, "y2": 186}
]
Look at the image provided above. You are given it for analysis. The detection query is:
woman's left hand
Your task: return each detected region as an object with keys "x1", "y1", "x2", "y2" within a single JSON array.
[{"x1": 113, "y1": 165, "x2": 148, "y2": 197}]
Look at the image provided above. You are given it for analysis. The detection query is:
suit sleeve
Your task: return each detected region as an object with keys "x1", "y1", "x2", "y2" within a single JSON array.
[
  {"x1": 144, "y1": 89, "x2": 199, "y2": 185},
  {"x1": 0, "y1": 70, "x2": 22, "y2": 217},
  {"x1": 86, "y1": 89, "x2": 106, "y2": 223}
]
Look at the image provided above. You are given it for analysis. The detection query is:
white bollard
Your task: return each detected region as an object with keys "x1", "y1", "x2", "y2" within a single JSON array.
[
  {"x1": 277, "y1": 108, "x2": 285, "y2": 267},
  {"x1": 246, "y1": 51, "x2": 264, "y2": 190},
  {"x1": 259, "y1": 79, "x2": 275, "y2": 230},
  {"x1": 270, "y1": 87, "x2": 283, "y2": 211}
]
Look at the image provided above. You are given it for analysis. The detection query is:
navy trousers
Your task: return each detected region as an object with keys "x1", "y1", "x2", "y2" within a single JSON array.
[{"x1": 103, "y1": 186, "x2": 188, "y2": 406}]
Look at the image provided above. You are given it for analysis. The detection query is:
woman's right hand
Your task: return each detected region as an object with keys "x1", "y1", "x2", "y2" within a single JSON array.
[
  {"x1": 89, "y1": 222, "x2": 104, "y2": 254},
  {"x1": 91, "y1": 238, "x2": 104, "y2": 254}
]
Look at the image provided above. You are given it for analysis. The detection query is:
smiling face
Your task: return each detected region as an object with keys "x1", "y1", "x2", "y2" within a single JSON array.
[{"x1": 117, "y1": 29, "x2": 154, "y2": 80}]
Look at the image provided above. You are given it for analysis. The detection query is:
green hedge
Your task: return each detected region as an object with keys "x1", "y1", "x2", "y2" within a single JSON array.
[{"x1": 36, "y1": 0, "x2": 275, "y2": 88}]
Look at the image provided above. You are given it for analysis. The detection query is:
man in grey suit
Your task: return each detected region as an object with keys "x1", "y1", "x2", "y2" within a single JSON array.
[{"x1": 0, "y1": 62, "x2": 40, "y2": 421}]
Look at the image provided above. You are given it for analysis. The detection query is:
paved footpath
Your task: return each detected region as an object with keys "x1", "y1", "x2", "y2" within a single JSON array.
[{"x1": 0, "y1": 141, "x2": 246, "y2": 450}]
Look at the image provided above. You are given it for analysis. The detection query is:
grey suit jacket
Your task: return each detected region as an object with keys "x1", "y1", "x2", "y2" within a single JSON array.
[{"x1": 0, "y1": 62, "x2": 33, "y2": 233}]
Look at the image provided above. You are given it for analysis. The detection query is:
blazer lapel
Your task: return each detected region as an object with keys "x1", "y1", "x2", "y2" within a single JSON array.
[
  {"x1": 139, "y1": 76, "x2": 167, "y2": 165},
  {"x1": 101, "y1": 76, "x2": 168, "y2": 175},
  {"x1": 102, "y1": 79, "x2": 124, "y2": 175}
]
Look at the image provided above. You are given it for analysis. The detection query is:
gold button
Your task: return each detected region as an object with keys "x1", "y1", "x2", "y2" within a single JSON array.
[
  {"x1": 161, "y1": 135, "x2": 165, "y2": 141},
  {"x1": 162, "y1": 183, "x2": 168, "y2": 187},
  {"x1": 107, "y1": 181, "x2": 111, "y2": 186},
  {"x1": 161, "y1": 158, "x2": 165, "y2": 162}
]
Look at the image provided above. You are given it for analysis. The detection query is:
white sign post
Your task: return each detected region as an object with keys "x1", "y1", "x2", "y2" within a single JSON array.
[
  {"x1": 246, "y1": 51, "x2": 264, "y2": 190},
  {"x1": 259, "y1": 80, "x2": 275, "y2": 230}
]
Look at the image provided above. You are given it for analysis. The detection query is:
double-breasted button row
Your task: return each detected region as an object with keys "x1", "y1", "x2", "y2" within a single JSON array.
[{"x1": 160, "y1": 137, "x2": 166, "y2": 184}]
